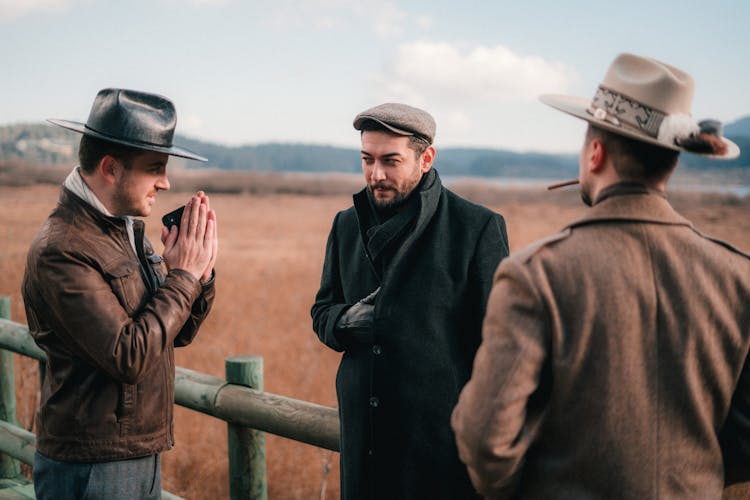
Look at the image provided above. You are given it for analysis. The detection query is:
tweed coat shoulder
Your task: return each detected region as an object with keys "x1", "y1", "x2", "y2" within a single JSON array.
[{"x1": 452, "y1": 191, "x2": 750, "y2": 499}]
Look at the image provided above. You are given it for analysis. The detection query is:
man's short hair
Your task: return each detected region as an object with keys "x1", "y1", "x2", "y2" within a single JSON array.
[
  {"x1": 358, "y1": 120, "x2": 429, "y2": 158},
  {"x1": 587, "y1": 125, "x2": 680, "y2": 182},
  {"x1": 78, "y1": 135, "x2": 144, "y2": 174}
]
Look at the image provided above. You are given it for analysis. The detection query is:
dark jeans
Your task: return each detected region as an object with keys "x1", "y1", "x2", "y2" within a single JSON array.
[{"x1": 33, "y1": 451, "x2": 161, "y2": 500}]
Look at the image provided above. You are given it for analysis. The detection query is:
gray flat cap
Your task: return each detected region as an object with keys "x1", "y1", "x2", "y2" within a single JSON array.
[{"x1": 353, "y1": 102, "x2": 436, "y2": 145}]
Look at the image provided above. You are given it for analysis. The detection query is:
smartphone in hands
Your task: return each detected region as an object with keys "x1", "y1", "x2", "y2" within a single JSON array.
[{"x1": 162, "y1": 205, "x2": 185, "y2": 230}]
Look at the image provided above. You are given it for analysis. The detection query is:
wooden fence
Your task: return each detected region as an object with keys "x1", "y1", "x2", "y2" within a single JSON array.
[{"x1": 0, "y1": 297, "x2": 340, "y2": 499}]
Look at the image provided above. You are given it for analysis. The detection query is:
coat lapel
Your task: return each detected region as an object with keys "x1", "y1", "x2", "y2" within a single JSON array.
[
  {"x1": 385, "y1": 170, "x2": 441, "y2": 280},
  {"x1": 352, "y1": 169, "x2": 442, "y2": 279}
]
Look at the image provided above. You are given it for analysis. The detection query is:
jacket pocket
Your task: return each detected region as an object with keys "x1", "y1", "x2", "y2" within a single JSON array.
[
  {"x1": 102, "y1": 260, "x2": 142, "y2": 314},
  {"x1": 126, "y1": 365, "x2": 170, "y2": 436},
  {"x1": 119, "y1": 383, "x2": 137, "y2": 436},
  {"x1": 147, "y1": 254, "x2": 165, "y2": 287}
]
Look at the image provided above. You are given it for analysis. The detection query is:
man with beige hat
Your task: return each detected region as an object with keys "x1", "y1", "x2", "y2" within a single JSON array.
[
  {"x1": 452, "y1": 53, "x2": 750, "y2": 499},
  {"x1": 312, "y1": 102, "x2": 509, "y2": 498}
]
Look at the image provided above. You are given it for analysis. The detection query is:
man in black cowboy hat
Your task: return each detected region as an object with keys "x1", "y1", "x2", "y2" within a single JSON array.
[
  {"x1": 22, "y1": 88, "x2": 218, "y2": 499},
  {"x1": 452, "y1": 53, "x2": 750, "y2": 499},
  {"x1": 311, "y1": 102, "x2": 509, "y2": 499}
]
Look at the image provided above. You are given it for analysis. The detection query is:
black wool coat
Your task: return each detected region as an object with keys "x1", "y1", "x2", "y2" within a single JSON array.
[{"x1": 312, "y1": 170, "x2": 509, "y2": 499}]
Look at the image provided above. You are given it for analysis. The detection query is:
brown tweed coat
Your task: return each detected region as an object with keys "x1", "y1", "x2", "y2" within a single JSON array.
[{"x1": 452, "y1": 188, "x2": 750, "y2": 499}]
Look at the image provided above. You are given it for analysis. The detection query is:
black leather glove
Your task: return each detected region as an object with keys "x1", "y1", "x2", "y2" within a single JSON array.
[{"x1": 335, "y1": 287, "x2": 380, "y2": 343}]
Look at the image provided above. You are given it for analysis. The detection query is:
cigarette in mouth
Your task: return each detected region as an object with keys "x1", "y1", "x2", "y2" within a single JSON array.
[{"x1": 547, "y1": 179, "x2": 580, "y2": 190}]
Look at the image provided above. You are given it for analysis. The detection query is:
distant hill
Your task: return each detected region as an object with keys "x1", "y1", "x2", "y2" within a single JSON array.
[
  {"x1": 175, "y1": 136, "x2": 362, "y2": 173},
  {"x1": 676, "y1": 117, "x2": 750, "y2": 171},
  {"x1": 0, "y1": 123, "x2": 79, "y2": 164},
  {"x1": 726, "y1": 116, "x2": 750, "y2": 137},
  {"x1": 1, "y1": 118, "x2": 749, "y2": 181}
]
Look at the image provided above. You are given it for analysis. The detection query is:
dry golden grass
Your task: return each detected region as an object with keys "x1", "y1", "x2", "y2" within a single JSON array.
[{"x1": 2, "y1": 166, "x2": 750, "y2": 499}]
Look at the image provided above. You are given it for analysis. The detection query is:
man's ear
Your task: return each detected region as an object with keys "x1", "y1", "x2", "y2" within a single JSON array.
[
  {"x1": 587, "y1": 139, "x2": 606, "y2": 174},
  {"x1": 98, "y1": 155, "x2": 120, "y2": 186},
  {"x1": 420, "y1": 146, "x2": 436, "y2": 173}
]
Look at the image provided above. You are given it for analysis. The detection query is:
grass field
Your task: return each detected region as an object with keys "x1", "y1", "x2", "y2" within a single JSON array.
[{"x1": 2, "y1": 168, "x2": 750, "y2": 499}]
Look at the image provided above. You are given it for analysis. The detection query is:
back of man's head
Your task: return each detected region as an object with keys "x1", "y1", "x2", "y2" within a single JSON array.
[{"x1": 587, "y1": 125, "x2": 680, "y2": 183}]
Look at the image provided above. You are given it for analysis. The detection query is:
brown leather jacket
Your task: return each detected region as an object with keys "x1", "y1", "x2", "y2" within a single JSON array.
[{"x1": 22, "y1": 188, "x2": 215, "y2": 462}]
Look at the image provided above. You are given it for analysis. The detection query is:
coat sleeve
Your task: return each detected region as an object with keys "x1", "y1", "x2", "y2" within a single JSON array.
[
  {"x1": 311, "y1": 212, "x2": 350, "y2": 352},
  {"x1": 721, "y1": 354, "x2": 750, "y2": 485},
  {"x1": 27, "y1": 247, "x2": 204, "y2": 385},
  {"x1": 173, "y1": 271, "x2": 216, "y2": 347},
  {"x1": 470, "y1": 213, "x2": 510, "y2": 314},
  {"x1": 451, "y1": 258, "x2": 549, "y2": 499}
]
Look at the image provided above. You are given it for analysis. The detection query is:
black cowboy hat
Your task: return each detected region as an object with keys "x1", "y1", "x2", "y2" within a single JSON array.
[{"x1": 48, "y1": 88, "x2": 207, "y2": 162}]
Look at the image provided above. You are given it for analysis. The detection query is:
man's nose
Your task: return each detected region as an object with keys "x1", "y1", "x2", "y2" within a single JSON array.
[
  {"x1": 370, "y1": 163, "x2": 387, "y2": 182},
  {"x1": 156, "y1": 174, "x2": 170, "y2": 191}
]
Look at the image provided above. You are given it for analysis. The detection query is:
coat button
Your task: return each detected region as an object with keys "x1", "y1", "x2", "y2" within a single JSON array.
[
  {"x1": 372, "y1": 345, "x2": 382, "y2": 355},
  {"x1": 369, "y1": 396, "x2": 379, "y2": 408}
]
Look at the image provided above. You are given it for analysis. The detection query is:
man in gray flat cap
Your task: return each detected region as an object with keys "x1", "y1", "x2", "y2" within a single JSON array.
[
  {"x1": 312, "y1": 102, "x2": 509, "y2": 499},
  {"x1": 23, "y1": 88, "x2": 217, "y2": 499}
]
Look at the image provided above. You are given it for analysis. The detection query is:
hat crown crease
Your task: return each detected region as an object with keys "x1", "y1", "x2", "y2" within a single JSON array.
[
  {"x1": 603, "y1": 54, "x2": 694, "y2": 115},
  {"x1": 87, "y1": 89, "x2": 176, "y2": 148}
]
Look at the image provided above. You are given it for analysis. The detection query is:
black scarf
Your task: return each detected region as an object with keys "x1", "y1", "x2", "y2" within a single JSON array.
[{"x1": 355, "y1": 169, "x2": 437, "y2": 279}]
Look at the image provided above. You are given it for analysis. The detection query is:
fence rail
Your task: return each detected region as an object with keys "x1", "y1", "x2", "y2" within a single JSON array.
[{"x1": 0, "y1": 305, "x2": 340, "y2": 499}]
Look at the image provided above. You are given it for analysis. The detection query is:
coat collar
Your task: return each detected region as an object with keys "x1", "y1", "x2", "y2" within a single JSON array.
[
  {"x1": 59, "y1": 186, "x2": 127, "y2": 230},
  {"x1": 352, "y1": 169, "x2": 443, "y2": 274},
  {"x1": 567, "y1": 189, "x2": 693, "y2": 230}
]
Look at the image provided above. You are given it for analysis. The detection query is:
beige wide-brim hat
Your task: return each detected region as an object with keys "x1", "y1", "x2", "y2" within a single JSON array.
[{"x1": 540, "y1": 53, "x2": 739, "y2": 160}]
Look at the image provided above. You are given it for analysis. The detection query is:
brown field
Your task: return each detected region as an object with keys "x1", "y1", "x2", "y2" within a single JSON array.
[{"x1": 2, "y1": 167, "x2": 750, "y2": 499}]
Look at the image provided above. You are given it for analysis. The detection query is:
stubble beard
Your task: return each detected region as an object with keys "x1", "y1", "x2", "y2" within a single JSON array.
[
  {"x1": 112, "y1": 180, "x2": 150, "y2": 217},
  {"x1": 369, "y1": 173, "x2": 422, "y2": 211}
]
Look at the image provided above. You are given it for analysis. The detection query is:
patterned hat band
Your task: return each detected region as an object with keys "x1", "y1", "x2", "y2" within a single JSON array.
[
  {"x1": 541, "y1": 53, "x2": 739, "y2": 159},
  {"x1": 585, "y1": 86, "x2": 666, "y2": 139}
]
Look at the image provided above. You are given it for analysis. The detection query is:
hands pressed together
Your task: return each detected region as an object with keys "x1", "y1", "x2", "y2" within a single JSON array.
[{"x1": 161, "y1": 191, "x2": 218, "y2": 283}]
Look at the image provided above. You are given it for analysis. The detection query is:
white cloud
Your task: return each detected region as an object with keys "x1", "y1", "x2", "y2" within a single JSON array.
[
  {"x1": 441, "y1": 110, "x2": 472, "y2": 133},
  {"x1": 369, "y1": 42, "x2": 579, "y2": 150},
  {"x1": 378, "y1": 42, "x2": 576, "y2": 105},
  {"x1": 268, "y1": 0, "x2": 424, "y2": 38},
  {"x1": 315, "y1": 15, "x2": 338, "y2": 29},
  {"x1": 369, "y1": 2, "x2": 407, "y2": 37},
  {"x1": 181, "y1": 114, "x2": 204, "y2": 134},
  {"x1": 416, "y1": 15, "x2": 432, "y2": 30},
  {"x1": 185, "y1": 0, "x2": 229, "y2": 4},
  {"x1": 0, "y1": 0, "x2": 68, "y2": 22}
]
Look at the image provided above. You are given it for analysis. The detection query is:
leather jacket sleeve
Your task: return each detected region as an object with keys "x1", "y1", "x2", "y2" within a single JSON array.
[
  {"x1": 174, "y1": 271, "x2": 216, "y2": 347},
  {"x1": 27, "y1": 245, "x2": 211, "y2": 385}
]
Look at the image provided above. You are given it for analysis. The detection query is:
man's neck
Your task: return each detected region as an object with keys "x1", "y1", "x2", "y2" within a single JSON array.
[
  {"x1": 78, "y1": 170, "x2": 118, "y2": 216},
  {"x1": 588, "y1": 159, "x2": 667, "y2": 204}
]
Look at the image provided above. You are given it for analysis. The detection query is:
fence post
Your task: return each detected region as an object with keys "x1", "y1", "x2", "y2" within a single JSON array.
[
  {"x1": 0, "y1": 296, "x2": 21, "y2": 479},
  {"x1": 226, "y1": 355, "x2": 267, "y2": 500}
]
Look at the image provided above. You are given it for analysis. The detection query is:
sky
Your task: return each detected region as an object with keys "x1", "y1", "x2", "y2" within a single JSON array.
[{"x1": 1, "y1": 0, "x2": 749, "y2": 154}]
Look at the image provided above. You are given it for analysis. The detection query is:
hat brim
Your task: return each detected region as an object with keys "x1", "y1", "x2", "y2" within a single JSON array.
[
  {"x1": 353, "y1": 116, "x2": 417, "y2": 138},
  {"x1": 47, "y1": 119, "x2": 208, "y2": 162},
  {"x1": 539, "y1": 94, "x2": 740, "y2": 160}
]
